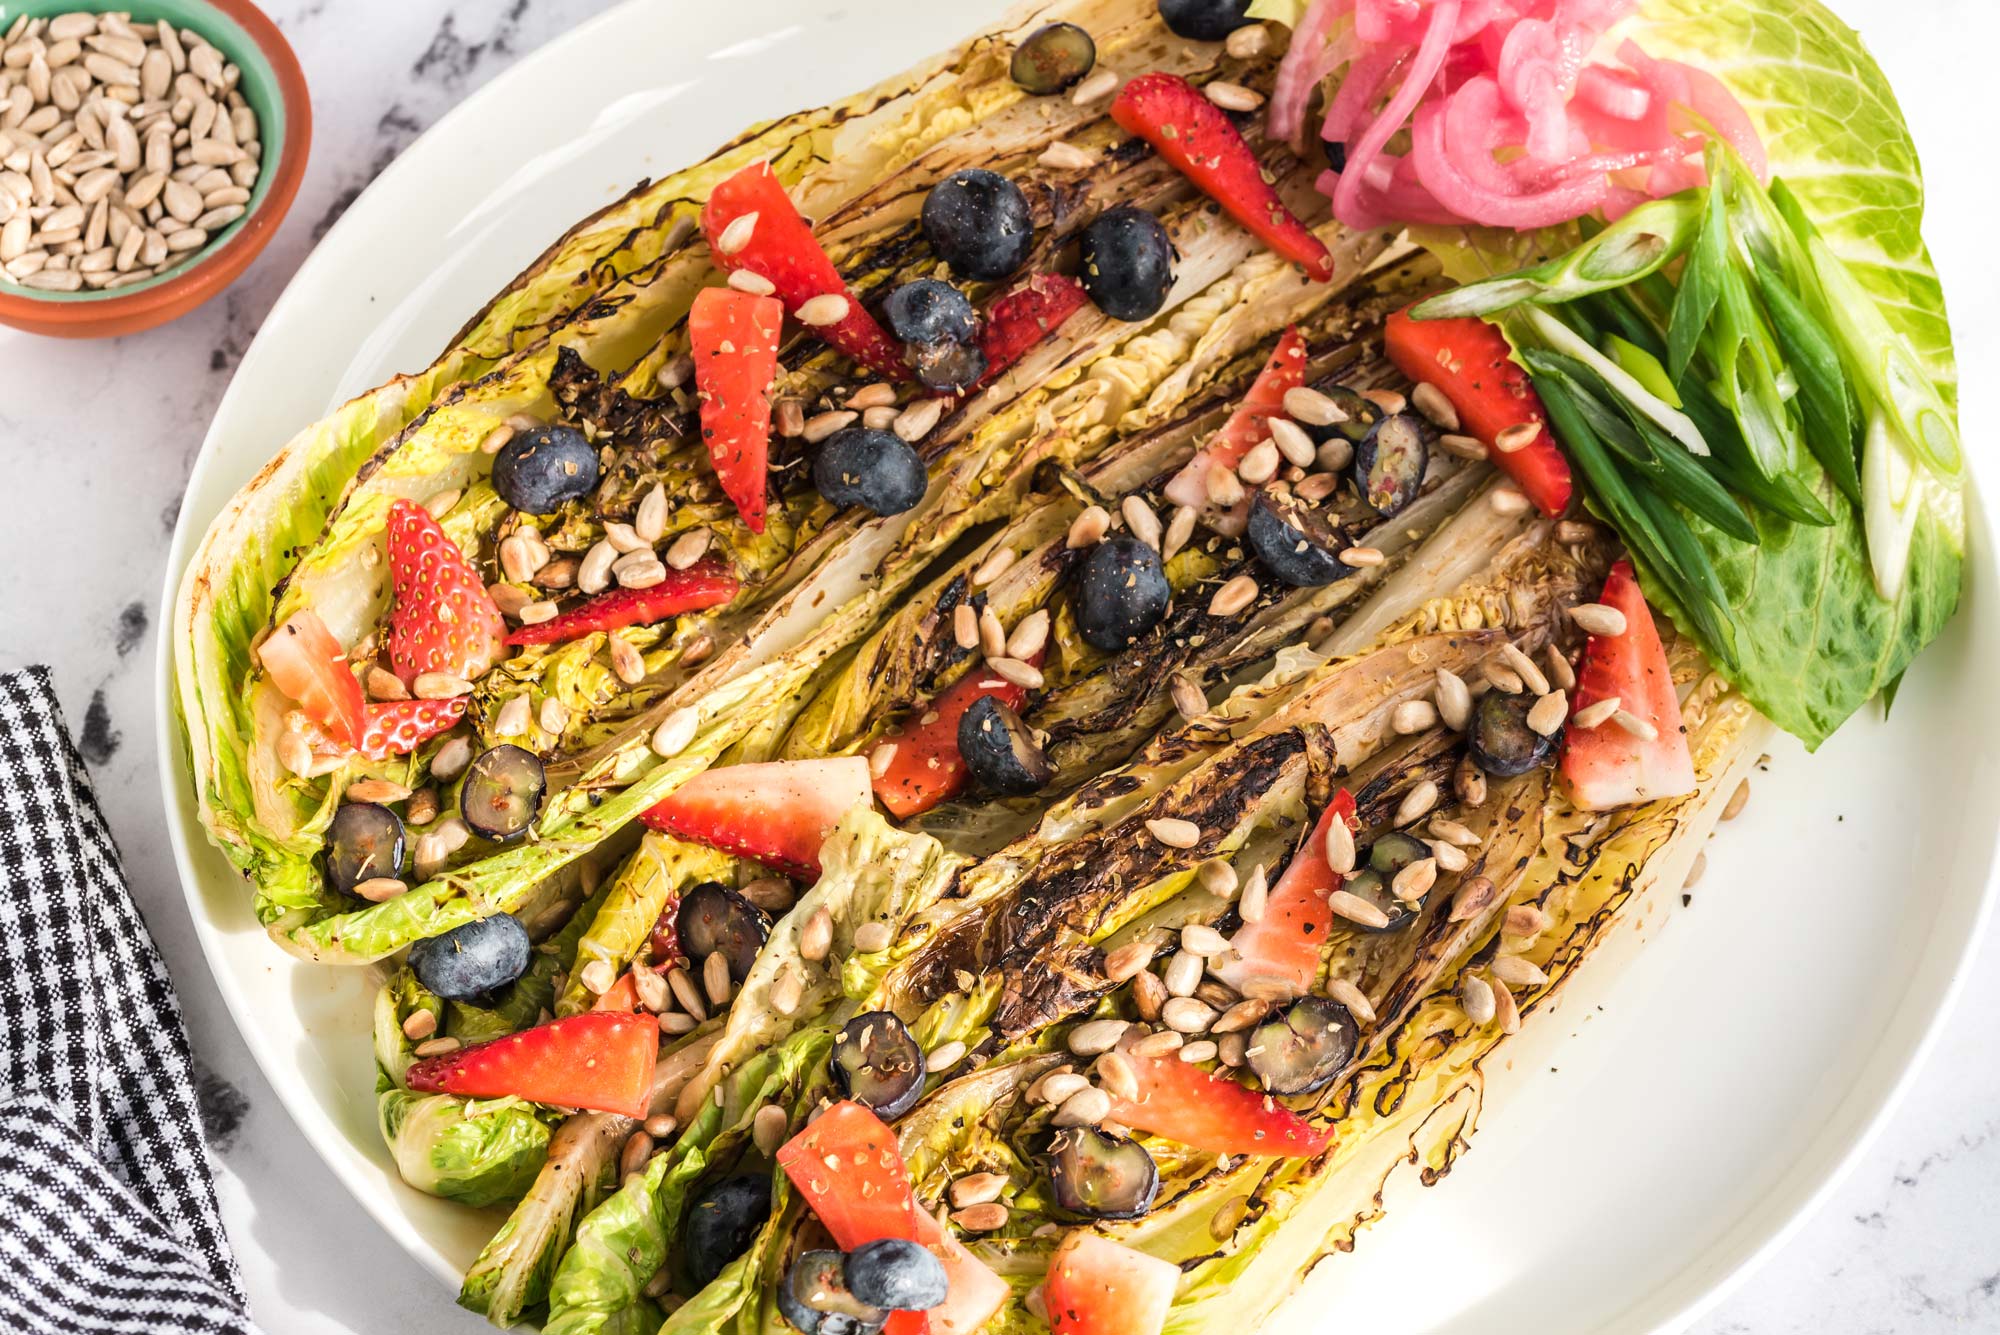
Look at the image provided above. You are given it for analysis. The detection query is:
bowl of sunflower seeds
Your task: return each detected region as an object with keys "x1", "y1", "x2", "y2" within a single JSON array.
[{"x1": 0, "y1": 0, "x2": 308, "y2": 337}]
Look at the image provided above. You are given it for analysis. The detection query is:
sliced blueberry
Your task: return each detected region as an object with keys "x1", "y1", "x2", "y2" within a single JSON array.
[
  {"x1": 813, "y1": 428, "x2": 929, "y2": 516},
  {"x1": 910, "y1": 338, "x2": 987, "y2": 393},
  {"x1": 1157, "y1": 0, "x2": 1254, "y2": 41},
  {"x1": 1247, "y1": 996, "x2": 1358, "y2": 1095},
  {"x1": 831, "y1": 1011, "x2": 927, "y2": 1120},
  {"x1": 1353, "y1": 411, "x2": 1430, "y2": 518},
  {"x1": 490, "y1": 425, "x2": 599, "y2": 515},
  {"x1": 1074, "y1": 535, "x2": 1171, "y2": 651},
  {"x1": 460, "y1": 744, "x2": 545, "y2": 843},
  {"x1": 782, "y1": 1251, "x2": 887, "y2": 1332},
  {"x1": 1468, "y1": 690, "x2": 1555, "y2": 777},
  {"x1": 1079, "y1": 206, "x2": 1174, "y2": 322},
  {"x1": 1011, "y1": 22, "x2": 1096, "y2": 95},
  {"x1": 958, "y1": 695, "x2": 1052, "y2": 797},
  {"x1": 1296, "y1": 378, "x2": 1380, "y2": 446},
  {"x1": 675, "y1": 881, "x2": 771, "y2": 983},
  {"x1": 921, "y1": 169, "x2": 1034, "y2": 281},
  {"x1": 1047, "y1": 1126, "x2": 1159, "y2": 1220},
  {"x1": 1335, "y1": 867, "x2": 1418, "y2": 934},
  {"x1": 883, "y1": 279, "x2": 978, "y2": 346},
  {"x1": 408, "y1": 913, "x2": 532, "y2": 1001},
  {"x1": 325, "y1": 802, "x2": 405, "y2": 896},
  {"x1": 1247, "y1": 488, "x2": 1352, "y2": 588},
  {"x1": 683, "y1": 1174, "x2": 772, "y2": 1289},
  {"x1": 1321, "y1": 137, "x2": 1348, "y2": 174},
  {"x1": 845, "y1": 1238, "x2": 949, "y2": 1312}
]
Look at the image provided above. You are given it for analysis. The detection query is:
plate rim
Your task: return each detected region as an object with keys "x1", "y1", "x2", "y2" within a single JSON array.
[{"x1": 152, "y1": 0, "x2": 2000, "y2": 1326}]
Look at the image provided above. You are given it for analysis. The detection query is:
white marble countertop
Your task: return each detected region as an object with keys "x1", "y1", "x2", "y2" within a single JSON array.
[{"x1": 0, "y1": 1, "x2": 1995, "y2": 1330}]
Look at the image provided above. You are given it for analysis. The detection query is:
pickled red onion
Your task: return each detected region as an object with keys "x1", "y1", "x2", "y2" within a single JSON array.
[{"x1": 1265, "y1": 0, "x2": 1765, "y2": 233}]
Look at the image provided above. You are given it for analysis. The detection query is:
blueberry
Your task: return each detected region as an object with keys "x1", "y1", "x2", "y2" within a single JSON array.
[
  {"x1": 460, "y1": 744, "x2": 545, "y2": 843},
  {"x1": 1157, "y1": 0, "x2": 1255, "y2": 42},
  {"x1": 958, "y1": 695, "x2": 1052, "y2": 797},
  {"x1": 1353, "y1": 412, "x2": 1431, "y2": 518},
  {"x1": 813, "y1": 428, "x2": 929, "y2": 516},
  {"x1": 781, "y1": 1251, "x2": 886, "y2": 1333},
  {"x1": 883, "y1": 279, "x2": 977, "y2": 346},
  {"x1": 845, "y1": 1238, "x2": 949, "y2": 1313},
  {"x1": 1074, "y1": 535, "x2": 1172, "y2": 651},
  {"x1": 1246, "y1": 488, "x2": 1353, "y2": 588},
  {"x1": 676, "y1": 882, "x2": 770, "y2": 983},
  {"x1": 1321, "y1": 137, "x2": 1348, "y2": 174},
  {"x1": 1011, "y1": 22, "x2": 1096, "y2": 95},
  {"x1": 683, "y1": 1175, "x2": 772, "y2": 1289},
  {"x1": 921, "y1": 170, "x2": 1034, "y2": 281},
  {"x1": 491, "y1": 425, "x2": 599, "y2": 514},
  {"x1": 1467, "y1": 690, "x2": 1556, "y2": 778},
  {"x1": 909, "y1": 338, "x2": 987, "y2": 393},
  {"x1": 408, "y1": 914, "x2": 532, "y2": 1001},
  {"x1": 831, "y1": 1011, "x2": 927, "y2": 1120},
  {"x1": 1246, "y1": 996, "x2": 1359, "y2": 1096},
  {"x1": 1079, "y1": 206, "x2": 1175, "y2": 322},
  {"x1": 325, "y1": 802, "x2": 405, "y2": 896}
]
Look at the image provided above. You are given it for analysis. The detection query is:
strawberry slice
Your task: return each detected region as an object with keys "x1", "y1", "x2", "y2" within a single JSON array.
[
  {"x1": 357, "y1": 698, "x2": 466, "y2": 761},
  {"x1": 690, "y1": 286, "x2": 784, "y2": 534},
  {"x1": 700, "y1": 161, "x2": 908, "y2": 382},
  {"x1": 258, "y1": 610, "x2": 366, "y2": 748},
  {"x1": 870, "y1": 649, "x2": 1044, "y2": 819},
  {"x1": 638, "y1": 756, "x2": 873, "y2": 877},
  {"x1": 1561, "y1": 560, "x2": 1697, "y2": 811},
  {"x1": 1044, "y1": 1231, "x2": 1179, "y2": 1335},
  {"x1": 1212, "y1": 788, "x2": 1354, "y2": 997},
  {"x1": 405, "y1": 1011, "x2": 657, "y2": 1118},
  {"x1": 384, "y1": 499, "x2": 507, "y2": 686},
  {"x1": 973, "y1": 273, "x2": 1089, "y2": 389},
  {"x1": 777, "y1": 1102, "x2": 1008, "y2": 1335},
  {"x1": 1101, "y1": 1051, "x2": 1331, "y2": 1157},
  {"x1": 1162, "y1": 326, "x2": 1309, "y2": 512},
  {"x1": 1110, "y1": 74, "x2": 1334, "y2": 282},
  {"x1": 590, "y1": 970, "x2": 641, "y2": 1013},
  {"x1": 505, "y1": 559, "x2": 740, "y2": 646},
  {"x1": 1385, "y1": 308, "x2": 1572, "y2": 516}
]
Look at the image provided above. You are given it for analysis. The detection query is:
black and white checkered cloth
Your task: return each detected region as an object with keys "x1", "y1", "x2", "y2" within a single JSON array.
[{"x1": 0, "y1": 668, "x2": 256, "y2": 1334}]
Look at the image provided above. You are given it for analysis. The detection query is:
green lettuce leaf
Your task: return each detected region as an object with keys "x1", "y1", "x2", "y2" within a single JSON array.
[{"x1": 377, "y1": 1087, "x2": 553, "y2": 1208}]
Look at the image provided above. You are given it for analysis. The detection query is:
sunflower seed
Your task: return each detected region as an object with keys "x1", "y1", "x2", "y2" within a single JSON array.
[
  {"x1": 1145, "y1": 817, "x2": 1201, "y2": 849},
  {"x1": 1504, "y1": 905, "x2": 1550, "y2": 939},
  {"x1": 1103, "y1": 941, "x2": 1155, "y2": 984},
  {"x1": 1723, "y1": 779, "x2": 1750, "y2": 821},
  {"x1": 1484, "y1": 659, "x2": 1525, "y2": 694},
  {"x1": 1494, "y1": 422, "x2": 1540, "y2": 454},
  {"x1": 1269, "y1": 416, "x2": 1317, "y2": 467},
  {"x1": 1038, "y1": 139, "x2": 1095, "y2": 170},
  {"x1": 1488, "y1": 485, "x2": 1532, "y2": 515},
  {"x1": 1129, "y1": 1029, "x2": 1183, "y2": 1060},
  {"x1": 770, "y1": 966, "x2": 803, "y2": 1016},
  {"x1": 794, "y1": 292, "x2": 848, "y2": 326},
  {"x1": 1037, "y1": 1072, "x2": 1089, "y2": 1106},
  {"x1": 1094, "y1": 1050, "x2": 1140, "y2": 1102},
  {"x1": 1205, "y1": 464, "x2": 1245, "y2": 508},
  {"x1": 1120, "y1": 494, "x2": 1162, "y2": 550},
  {"x1": 1395, "y1": 779, "x2": 1439, "y2": 826},
  {"x1": 1448, "y1": 875, "x2": 1499, "y2": 922},
  {"x1": 1555, "y1": 519, "x2": 1599, "y2": 545},
  {"x1": 1071, "y1": 68, "x2": 1119, "y2": 104},
  {"x1": 1570, "y1": 695, "x2": 1621, "y2": 729},
  {"x1": 578, "y1": 958, "x2": 616, "y2": 996},
  {"x1": 1429, "y1": 817, "x2": 1481, "y2": 848},
  {"x1": 1322, "y1": 816, "x2": 1356, "y2": 875},
  {"x1": 1325, "y1": 977, "x2": 1375, "y2": 1025},
  {"x1": 926, "y1": 1040, "x2": 966, "y2": 1072},
  {"x1": 726, "y1": 266, "x2": 776, "y2": 295},
  {"x1": 1006, "y1": 609, "x2": 1050, "y2": 660},
  {"x1": 1163, "y1": 950, "x2": 1203, "y2": 998},
  {"x1": 1210, "y1": 999, "x2": 1267, "y2": 1034},
  {"x1": 800, "y1": 907, "x2": 833, "y2": 962},
  {"x1": 1066, "y1": 504, "x2": 1111, "y2": 548},
  {"x1": 607, "y1": 635, "x2": 647, "y2": 686},
  {"x1": 1196, "y1": 858, "x2": 1237, "y2": 897},
  {"x1": 1180, "y1": 923, "x2": 1227, "y2": 957},
  {"x1": 1391, "y1": 698, "x2": 1437, "y2": 734},
  {"x1": 953, "y1": 1202, "x2": 1010, "y2": 1232},
  {"x1": 345, "y1": 778, "x2": 411, "y2": 805},
  {"x1": 1175, "y1": 1038, "x2": 1218, "y2": 1064},
  {"x1": 1612, "y1": 709, "x2": 1658, "y2": 740},
  {"x1": 631, "y1": 967, "x2": 670, "y2": 1014},
  {"x1": 400, "y1": 1009, "x2": 437, "y2": 1041},
  {"x1": 1429, "y1": 839, "x2": 1470, "y2": 873},
  {"x1": 1526, "y1": 690, "x2": 1567, "y2": 736},
  {"x1": 987, "y1": 656, "x2": 1043, "y2": 689},
  {"x1": 1203, "y1": 79, "x2": 1263, "y2": 111},
  {"x1": 1237, "y1": 864, "x2": 1269, "y2": 923},
  {"x1": 1409, "y1": 381, "x2": 1459, "y2": 430},
  {"x1": 1130, "y1": 968, "x2": 1168, "y2": 1021},
  {"x1": 413, "y1": 672, "x2": 472, "y2": 700},
  {"x1": 1394, "y1": 858, "x2": 1439, "y2": 902},
  {"x1": 1068, "y1": 1019, "x2": 1130, "y2": 1056},
  {"x1": 665, "y1": 527, "x2": 712, "y2": 571},
  {"x1": 1361, "y1": 387, "x2": 1406, "y2": 415},
  {"x1": 714, "y1": 210, "x2": 757, "y2": 254},
  {"x1": 1237, "y1": 438, "x2": 1281, "y2": 485},
  {"x1": 1454, "y1": 753, "x2": 1488, "y2": 805},
  {"x1": 949, "y1": 1172, "x2": 1008, "y2": 1209},
  {"x1": 1568, "y1": 602, "x2": 1627, "y2": 637},
  {"x1": 1163, "y1": 504, "x2": 1197, "y2": 560},
  {"x1": 657, "y1": 1011, "x2": 698, "y2": 1036},
  {"x1": 1328, "y1": 890, "x2": 1389, "y2": 929},
  {"x1": 1338, "y1": 545, "x2": 1384, "y2": 568},
  {"x1": 413, "y1": 1036, "x2": 462, "y2": 1059},
  {"x1": 1544, "y1": 643, "x2": 1577, "y2": 691},
  {"x1": 1459, "y1": 972, "x2": 1497, "y2": 1024},
  {"x1": 893, "y1": 394, "x2": 946, "y2": 442},
  {"x1": 1283, "y1": 385, "x2": 1346, "y2": 427},
  {"x1": 951, "y1": 602, "x2": 980, "y2": 651},
  {"x1": 1169, "y1": 673, "x2": 1207, "y2": 722},
  {"x1": 1162, "y1": 997, "x2": 1217, "y2": 1034},
  {"x1": 1685, "y1": 851, "x2": 1709, "y2": 889},
  {"x1": 1433, "y1": 667, "x2": 1473, "y2": 732},
  {"x1": 853, "y1": 920, "x2": 893, "y2": 954},
  {"x1": 1492, "y1": 978, "x2": 1522, "y2": 1033},
  {"x1": 649, "y1": 707, "x2": 699, "y2": 758},
  {"x1": 802, "y1": 409, "x2": 858, "y2": 443},
  {"x1": 665, "y1": 967, "x2": 707, "y2": 1021}
]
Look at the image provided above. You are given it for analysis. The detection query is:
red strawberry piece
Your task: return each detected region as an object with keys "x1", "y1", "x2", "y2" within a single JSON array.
[
  {"x1": 1211, "y1": 788, "x2": 1354, "y2": 996},
  {"x1": 404, "y1": 1011, "x2": 658, "y2": 1118},
  {"x1": 701, "y1": 161, "x2": 909, "y2": 382},
  {"x1": 384, "y1": 499, "x2": 507, "y2": 686},
  {"x1": 1561, "y1": 559, "x2": 1697, "y2": 811},
  {"x1": 356, "y1": 698, "x2": 467, "y2": 761},
  {"x1": 1043, "y1": 1230, "x2": 1179, "y2": 1335},
  {"x1": 973, "y1": 273, "x2": 1089, "y2": 389},
  {"x1": 1162, "y1": 325, "x2": 1309, "y2": 514},
  {"x1": 258, "y1": 610, "x2": 366, "y2": 748},
  {"x1": 869, "y1": 649, "x2": 1043, "y2": 819},
  {"x1": 505, "y1": 558, "x2": 740, "y2": 646},
  {"x1": 1110, "y1": 73, "x2": 1335, "y2": 282},
  {"x1": 690, "y1": 286, "x2": 784, "y2": 534},
  {"x1": 1101, "y1": 1050, "x2": 1332, "y2": 1157},
  {"x1": 637, "y1": 756, "x2": 873, "y2": 878}
]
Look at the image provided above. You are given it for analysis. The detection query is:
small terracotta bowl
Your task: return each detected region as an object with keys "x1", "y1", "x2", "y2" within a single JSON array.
[{"x1": 0, "y1": 0, "x2": 309, "y2": 338}]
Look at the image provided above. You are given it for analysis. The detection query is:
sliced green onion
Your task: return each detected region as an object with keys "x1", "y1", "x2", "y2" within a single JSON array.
[
  {"x1": 1754, "y1": 265, "x2": 1860, "y2": 504},
  {"x1": 1606, "y1": 335, "x2": 1681, "y2": 408},
  {"x1": 1524, "y1": 306, "x2": 1709, "y2": 457},
  {"x1": 1667, "y1": 184, "x2": 1727, "y2": 381},
  {"x1": 1409, "y1": 196, "x2": 1699, "y2": 321}
]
